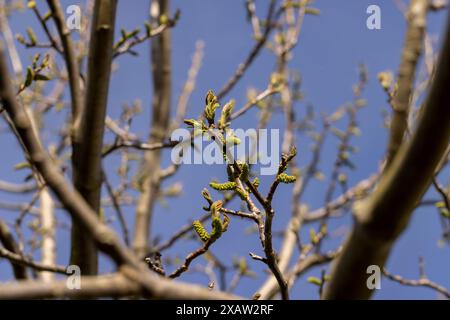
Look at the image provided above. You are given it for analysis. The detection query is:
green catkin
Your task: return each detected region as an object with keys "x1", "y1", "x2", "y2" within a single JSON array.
[
  {"x1": 193, "y1": 220, "x2": 210, "y2": 242},
  {"x1": 277, "y1": 173, "x2": 297, "y2": 184},
  {"x1": 307, "y1": 277, "x2": 322, "y2": 286},
  {"x1": 193, "y1": 199, "x2": 229, "y2": 244},
  {"x1": 209, "y1": 181, "x2": 237, "y2": 191},
  {"x1": 235, "y1": 187, "x2": 248, "y2": 200}
]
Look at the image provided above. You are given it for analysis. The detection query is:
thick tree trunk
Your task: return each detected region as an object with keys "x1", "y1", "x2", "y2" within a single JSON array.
[
  {"x1": 70, "y1": 0, "x2": 118, "y2": 275},
  {"x1": 323, "y1": 9, "x2": 450, "y2": 299}
]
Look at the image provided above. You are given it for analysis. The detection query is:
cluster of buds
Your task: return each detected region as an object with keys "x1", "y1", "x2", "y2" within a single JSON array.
[{"x1": 192, "y1": 200, "x2": 229, "y2": 243}]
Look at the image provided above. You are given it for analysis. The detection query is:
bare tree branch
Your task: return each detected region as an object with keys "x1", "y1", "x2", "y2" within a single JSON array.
[
  {"x1": 39, "y1": 189, "x2": 56, "y2": 281},
  {"x1": 386, "y1": 0, "x2": 429, "y2": 167},
  {"x1": 70, "y1": 0, "x2": 118, "y2": 275},
  {"x1": 217, "y1": 0, "x2": 277, "y2": 100},
  {"x1": 0, "y1": 0, "x2": 23, "y2": 77},
  {"x1": 0, "y1": 219, "x2": 28, "y2": 279},
  {"x1": 133, "y1": 0, "x2": 172, "y2": 258},
  {"x1": 0, "y1": 273, "x2": 141, "y2": 299},
  {"x1": 323, "y1": 10, "x2": 450, "y2": 299},
  {"x1": 383, "y1": 268, "x2": 450, "y2": 299},
  {"x1": 0, "y1": 180, "x2": 36, "y2": 193},
  {"x1": 0, "y1": 245, "x2": 66, "y2": 274},
  {"x1": 0, "y1": 44, "x2": 241, "y2": 300},
  {"x1": 46, "y1": 0, "x2": 83, "y2": 122}
]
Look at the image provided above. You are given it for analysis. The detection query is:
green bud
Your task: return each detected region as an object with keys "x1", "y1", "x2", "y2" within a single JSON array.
[
  {"x1": 43, "y1": 11, "x2": 52, "y2": 21},
  {"x1": 16, "y1": 34, "x2": 26, "y2": 44},
  {"x1": 210, "y1": 200, "x2": 223, "y2": 218},
  {"x1": 338, "y1": 173, "x2": 347, "y2": 184},
  {"x1": 145, "y1": 22, "x2": 152, "y2": 36},
  {"x1": 238, "y1": 258, "x2": 247, "y2": 274},
  {"x1": 26, "y1": 27, "x2": 37, "y2": 45},
  {"x1": 222, "y1": 214, "x2": 230, "y2": 233},
  {"x1": 307, "y1": 276, "x2": 322, "y2": 286},
  {"x1": 218, "y1": 99, "x2": 235, "y2": 129},
  {"x1": 309, "y1": 228, "x2": 319, "y2": 244},
  {"x1": 32, "y1": 53, "x2": 40, "y2": 69},
  {"x1": 159, "y1": 14, "x2": 169, "y2": 25},
  {"x1": 305, "y1": 8, "x2": 321, "y2": 15},
  {"x1": 184, "y1": 118, "x2": 203, "y2": 129},
  {"x1": 24, "y1": 67, "x2": 34, "y2": 88},
  {"x1": 225, "y1": 134, "x2": 241, "y2": 145},
  {"x1": 34, "y1": 74, "x2": 50, "y2": 81},
  {"x1": 210, "y1": 216, "x2": 223, "y2": 241},
  {"x1": 204, "y1": 90, "x2": 220, "y2": 125},
  {"x1": 201, "y1": 188, "x2": 213, "y2": 203},
  {"x1": 238, "y1": 162, "x2": 250, "y2": 182}
]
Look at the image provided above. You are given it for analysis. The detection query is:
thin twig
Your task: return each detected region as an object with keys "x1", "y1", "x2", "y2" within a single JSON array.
[{"x1": 383, "y1": 268, "x2": 450, "y2": 299}]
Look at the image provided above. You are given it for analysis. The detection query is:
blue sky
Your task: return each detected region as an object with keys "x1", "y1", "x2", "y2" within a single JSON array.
[{"x1": 0, "y1": 0, "x2": 449, "y2": 299}]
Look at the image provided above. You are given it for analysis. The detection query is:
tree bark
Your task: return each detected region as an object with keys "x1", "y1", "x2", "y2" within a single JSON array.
[
  {"x1": 0, "y1": 44, "x2": 239, "y2": 300},
  {"x1": 133, "y1": 0, "x2": 172, "y2": 258},
  {"x1": 0, "y1": 219, "x2": 28, "y2": 279},
  {"x1": 71, "y1": 0, "x2": 118, "y2": 275},
  {"x1": 323, "y1": 10, "x2": 450, "y2": 299},
  {"x1": 386, "y1": 0, "x2": 428, "y2": 167}
]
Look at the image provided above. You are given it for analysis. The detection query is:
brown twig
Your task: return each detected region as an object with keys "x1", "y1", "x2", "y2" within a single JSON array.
[
  {"x1": 383, "y1": 268, "x2": 450, "y2": 299},
  {"x1": 0, "y1": 246, "x2": 66, "y2": 274},
  {"x1": 217, "y1": 0, "x2": 278, "y2": 100}
]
